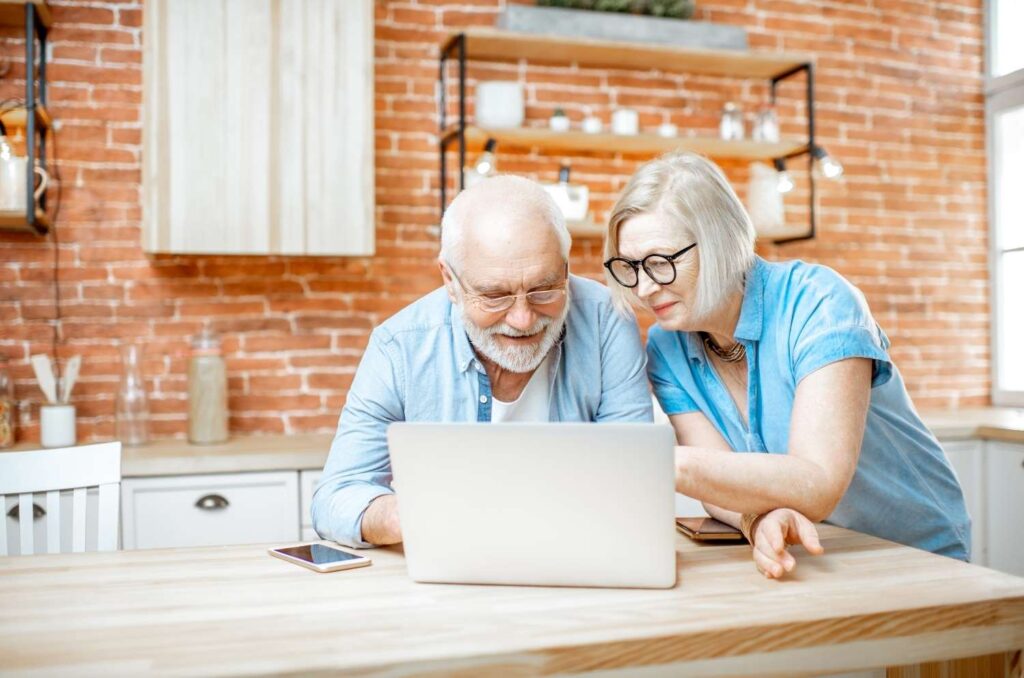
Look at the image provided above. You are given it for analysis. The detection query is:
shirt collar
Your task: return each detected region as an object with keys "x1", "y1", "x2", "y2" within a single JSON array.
[
  {"x1": 449, "y1": 301, "x2": 479, "y2": 373},
  {"x1": 733, "y1": 256, "x2": 765, "y2": 342},
  {"x1": 685, "y1": 256, "x2": 764, "y2": 362}
]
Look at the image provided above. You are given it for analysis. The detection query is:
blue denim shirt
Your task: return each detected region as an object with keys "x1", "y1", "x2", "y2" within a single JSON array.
[
  {"x1": 312, "y1": 275, "x2": 653, "y2": 547},
  {"x1": 648, "y1": 257, "x2": 971, "y2": 560}
]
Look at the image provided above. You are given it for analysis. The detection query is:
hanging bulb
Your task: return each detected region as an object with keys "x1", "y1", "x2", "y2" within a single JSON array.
[
  {"x1": 474, "y1": 138, "x2": 498, "y2": 177},
  {"x1": 773, "y1": 158, "x2": 794, "y2": 194},
  {"x1": 0, "y1": 120, "x2": 11, "y2": 160},
  {"x1": 812, "y1": 145, "x2": 844, "y2": 180}
]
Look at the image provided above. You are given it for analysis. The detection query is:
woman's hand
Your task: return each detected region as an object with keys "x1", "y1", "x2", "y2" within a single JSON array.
[{"x1": 750, "y1": 508, "x2": 824, "y2": 579}]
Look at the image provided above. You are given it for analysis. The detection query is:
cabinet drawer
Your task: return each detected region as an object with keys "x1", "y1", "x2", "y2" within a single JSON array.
[
  {"x1": 122, "y1": 472, "x2": 299, "y2": 550},
  {"x1": 299, "y1": 470, "x2": 322, "y2": 531}
]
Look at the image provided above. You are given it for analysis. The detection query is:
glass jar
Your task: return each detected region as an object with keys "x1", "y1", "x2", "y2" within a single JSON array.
[
  {"x1": 752, "y1": 106, "x2": 780, "y2": 143},
  {"x1": 116, "y1": 344, "x2": 150, "y2": 446},
  {"x1": 719, "y1": 102, "x2": 745, "y2": 141},
  {"x1": 0, "y1": 355, "x2": 15, "y2": 448},
  {"x1": 188, "y1": 324, "x2": 228, "y2": 445}
]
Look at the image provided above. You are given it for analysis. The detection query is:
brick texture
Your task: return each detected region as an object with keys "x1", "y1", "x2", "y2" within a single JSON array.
[{"x1": 0, "y1": 0, "x2": 988, "y2": 443}]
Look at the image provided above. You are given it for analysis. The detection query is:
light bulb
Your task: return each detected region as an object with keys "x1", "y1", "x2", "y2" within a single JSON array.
[
  {"x1": 777, "y1": 170, "x2": 794, "y2": 194},
  {"x1": 821, "y1": 154, "x2": 844, "y2": 179},
  {"x1": 474, "y1": 155, "x2": 493, "y2": 176}
]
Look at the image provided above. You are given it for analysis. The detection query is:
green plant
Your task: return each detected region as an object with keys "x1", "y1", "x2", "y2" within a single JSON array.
[{"x1": 537, "y1": 0, "x2": 695, "y2": 17}]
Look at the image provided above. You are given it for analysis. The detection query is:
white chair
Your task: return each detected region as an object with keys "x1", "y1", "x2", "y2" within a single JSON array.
[{"x1": 0, "y1": 442, "x2": 121, "y2": 556}]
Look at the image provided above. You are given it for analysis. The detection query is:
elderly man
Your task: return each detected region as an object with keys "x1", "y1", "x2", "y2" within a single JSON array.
[{"x1": 311, "y1": 175, "x2": 652, "y2": 548}]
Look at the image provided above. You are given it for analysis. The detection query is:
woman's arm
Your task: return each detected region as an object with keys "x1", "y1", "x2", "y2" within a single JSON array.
[{"x1": 671, "y1": 357, "x2": 872, "y2": 522}]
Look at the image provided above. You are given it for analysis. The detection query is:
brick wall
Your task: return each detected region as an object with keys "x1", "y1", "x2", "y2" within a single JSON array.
[{"x1": 0, "y1": 0, "x2": 988, "y2": 443}]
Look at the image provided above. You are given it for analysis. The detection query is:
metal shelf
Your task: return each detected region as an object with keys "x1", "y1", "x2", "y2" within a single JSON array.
[{"x1": 437, "y1": 28, "x2": 818, "y2": 244}]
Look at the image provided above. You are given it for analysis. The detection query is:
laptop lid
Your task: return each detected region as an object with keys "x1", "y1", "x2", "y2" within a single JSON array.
[{"x1": 388, "y1": 422, "x2": 677, "y2": 589}]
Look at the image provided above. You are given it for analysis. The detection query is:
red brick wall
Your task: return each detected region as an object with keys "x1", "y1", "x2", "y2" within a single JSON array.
[{"x1": 0, "y1": 0, "x2": 988, "y2": 443}]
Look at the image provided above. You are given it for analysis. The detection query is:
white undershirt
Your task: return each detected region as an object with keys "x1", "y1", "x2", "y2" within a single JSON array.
[{"x1": 490, "y1": 352, "x2": 553, "y2": 422}]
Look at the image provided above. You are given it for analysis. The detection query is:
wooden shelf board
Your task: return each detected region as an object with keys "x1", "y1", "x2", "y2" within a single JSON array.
[
  {"x1": 567, "y1": 216, "x2": 604, "y2": 239},
  {"x1": 0, "y1": 0, "x2": 52, "y2": 29},
  {"x1": 0, "y1": 104, "x2": 52, "y2": 134},
  {"x1": 454, "y1": 29, "x2": 812, "y2": 80},
  {"x1": 0, "y1": 207, "x2": 49, "y2": 235},
  {"x1": 449, "y1": 125, "x2": 807, "y2": 161}
]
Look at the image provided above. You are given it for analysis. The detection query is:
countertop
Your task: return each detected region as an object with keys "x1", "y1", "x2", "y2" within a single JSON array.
[
  {"x1": 5, "y1": 407, "x2": 1023, "y2": 477},
  {"x1": 1, "y1": 526, "x2": 1022, "y2": 675}
]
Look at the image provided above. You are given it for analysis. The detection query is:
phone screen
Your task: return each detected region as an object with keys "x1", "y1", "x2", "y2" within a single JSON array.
[{"x1": 275, "y1": 544, "x2": 363, "y2": 565}]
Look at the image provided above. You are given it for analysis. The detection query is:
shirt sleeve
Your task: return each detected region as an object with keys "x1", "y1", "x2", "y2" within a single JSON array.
[
  {"x1": 594, "y1": 303, "x2": 654, "y2": 422},
  {"x1": 789, "y1": 268, "x2": 893, "y2": 389},
  {"x1": 646, "y1": 334, "x2": 700, "y2": 416},
  {"x1": 310, "y1": 330, "x2": 405, "y2": 548}
]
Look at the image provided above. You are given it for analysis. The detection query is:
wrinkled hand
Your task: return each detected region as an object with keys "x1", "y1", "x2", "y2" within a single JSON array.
[{"x1": 750, "y1": 508, "x2": 824, "y2": 579}]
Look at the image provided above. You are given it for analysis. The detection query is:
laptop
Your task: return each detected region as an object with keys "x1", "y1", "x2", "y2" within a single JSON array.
[{"x1": 387, "y1": 422, "x2": 678, "y2": 589}]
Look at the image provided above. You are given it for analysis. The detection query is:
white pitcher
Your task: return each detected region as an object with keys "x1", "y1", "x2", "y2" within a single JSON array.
[{"x1": 0, "y1": 153, "x2": 48, "y2": 212}]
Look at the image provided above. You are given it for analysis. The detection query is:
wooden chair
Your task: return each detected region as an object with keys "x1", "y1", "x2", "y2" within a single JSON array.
[{"x1": 0, "y1": 442, "x2": 121, "y2": 556}]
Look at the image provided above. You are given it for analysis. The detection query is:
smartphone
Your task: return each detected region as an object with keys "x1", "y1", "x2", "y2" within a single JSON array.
[
  {"x1": 676, "y1": 517, "x2": 746, "y2": 543},
  {"x1": 268, "y1": 543, "x2": 372, "y2": 573}
]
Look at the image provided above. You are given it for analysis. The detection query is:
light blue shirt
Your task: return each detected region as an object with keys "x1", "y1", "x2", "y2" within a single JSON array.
[
  {"x1": 312, "y1": 275, "x2": 653, "y2": 547},
  {"x1": 647, "y1": 256, "x2": 971, "y2": 560}
]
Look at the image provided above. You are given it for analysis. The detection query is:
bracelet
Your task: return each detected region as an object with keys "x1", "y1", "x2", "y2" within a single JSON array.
[{"x1": 739, "y1": 512, "x2": 761, "y2": 545}]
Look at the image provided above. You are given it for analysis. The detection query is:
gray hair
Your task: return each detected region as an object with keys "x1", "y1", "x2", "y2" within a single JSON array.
[
  {"x1": 440, "y1": 174, "x2": 571, "y2": 267},
  {"x1": 605, "y1": 152, "x2": 756, "y2": 319}
]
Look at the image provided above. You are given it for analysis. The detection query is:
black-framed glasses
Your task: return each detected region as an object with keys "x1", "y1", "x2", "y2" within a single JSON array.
[
  {"x1": 603, "y1": 243, "x2": 697, "y2": 288},
  {"x1": 445, "y1": 261, "x2": 569, "y2": 314}
]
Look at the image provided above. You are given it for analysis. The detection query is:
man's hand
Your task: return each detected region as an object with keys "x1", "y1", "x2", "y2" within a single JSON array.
[
  {"x1": 360, "y1": 494, "x2": 402, "y2": 545},
  {"x1": 750, "y1": 508, "x2": 824, "y2": 579}
]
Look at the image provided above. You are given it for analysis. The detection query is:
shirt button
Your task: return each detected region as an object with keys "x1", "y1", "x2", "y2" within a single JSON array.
[{"x1": 479, "y1": 395, "x2": 488, "y2": 404}]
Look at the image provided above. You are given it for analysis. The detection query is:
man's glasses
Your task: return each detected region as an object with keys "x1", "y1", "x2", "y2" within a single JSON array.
[
  {"x1": 446, "y1": 263, "x2": 568, "y2": 314},
  {"x1": 603, "y1": 243, "x2": 697, "y2": 288}
]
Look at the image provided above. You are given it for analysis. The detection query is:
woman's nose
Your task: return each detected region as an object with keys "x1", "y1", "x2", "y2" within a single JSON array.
[{"x1": 635, "y1": 269, "x2": 661, "y2": 300}]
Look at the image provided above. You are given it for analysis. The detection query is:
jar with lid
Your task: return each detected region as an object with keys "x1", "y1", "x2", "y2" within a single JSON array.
[
  {"x1": 0, "y1": 354, "x2": 15, "y2": 448},
  {"x1": 188, "y1": 324, "x2": 229, "y2": 445}
]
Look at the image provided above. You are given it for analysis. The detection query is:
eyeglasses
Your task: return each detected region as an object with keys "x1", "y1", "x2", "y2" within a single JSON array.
[
  {"x1": 445, "y1": 262, "x2": 569, "y2": 314},
  {"x1": 603, "y1": 243, "x2": 697, "y2": 288}
]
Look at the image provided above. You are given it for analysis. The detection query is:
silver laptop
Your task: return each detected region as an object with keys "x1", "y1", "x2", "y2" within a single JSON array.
[{"x1": 387, "y1": 422, "x2": 678, "y2": 589}]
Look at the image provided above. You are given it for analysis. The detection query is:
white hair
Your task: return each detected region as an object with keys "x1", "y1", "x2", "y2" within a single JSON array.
[
  {"x1": 605, "y1": 152, "x2": 756, "y2": 319},
  {"x1": 440, "y1": 174, "x2": 571, "y2": 267}
]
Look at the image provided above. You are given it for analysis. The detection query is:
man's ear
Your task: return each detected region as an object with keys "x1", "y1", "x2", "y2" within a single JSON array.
[{"x1": 438, "y1": 258, "x2": 458, "y2": 304}]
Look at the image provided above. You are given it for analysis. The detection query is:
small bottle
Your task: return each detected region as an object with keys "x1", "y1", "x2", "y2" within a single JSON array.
[
  {"x1": 719, "y1": 102, "x2": 745, "y2": 141},
  {"x1": 116, "y1": 344, "x2": 149, "y2": 446},
  {"x1": 0, "y1": 355, "x2": 15, "y2": 448},
  {"x1": 188, "y1": 323, "x2": 228, "y2": 445},
  {"x1": 752, "y1": 106, "x2": 780, "y2": 143}
]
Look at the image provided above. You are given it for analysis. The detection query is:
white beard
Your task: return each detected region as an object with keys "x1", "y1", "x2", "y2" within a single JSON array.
[{"x1": 461, "y1": 300, "x2": 569, "y2": 374}]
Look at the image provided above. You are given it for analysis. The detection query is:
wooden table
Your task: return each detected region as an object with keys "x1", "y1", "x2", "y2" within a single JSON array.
[{"x1": 1, "y1": 527, "x2": 1022, "y2": 676}]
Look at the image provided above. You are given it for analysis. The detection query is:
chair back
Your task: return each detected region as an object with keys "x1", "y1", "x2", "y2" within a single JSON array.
[{"x1": 0, "y1": 442, "x2": 121, "y2": 556}]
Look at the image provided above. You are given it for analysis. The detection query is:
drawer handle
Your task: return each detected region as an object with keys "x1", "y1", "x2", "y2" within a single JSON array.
[
  {"x1": 195, "y1": 494, "x2": 230, "y2": 511},
  {"x1": 6, "y1": 503, "x2": 46, "y2": 521}
]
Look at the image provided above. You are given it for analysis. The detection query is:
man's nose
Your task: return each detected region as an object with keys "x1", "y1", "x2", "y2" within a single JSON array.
[{"x1": 503, "y1": 296, "x2": 537, "y2": 331}]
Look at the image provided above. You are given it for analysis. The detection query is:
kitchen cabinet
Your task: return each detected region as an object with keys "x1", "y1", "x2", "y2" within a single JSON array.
[
  {"x1": 984, "y1": 442, "x2": 1024, "y2": 577},
  {"x1": 142, "y1": 0, "x2": 374, "y2": 255},
  {"x1": 121, "y1": 471, "x2": 299, "y2": 550},
  {"x1": 942, "y1": 440, "x2": 986, "y2": 565}
]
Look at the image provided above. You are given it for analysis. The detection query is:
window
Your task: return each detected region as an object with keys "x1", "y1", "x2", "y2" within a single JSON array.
[{"x1": 988, "y1": 0, "x2": 1024, "y2": 404}]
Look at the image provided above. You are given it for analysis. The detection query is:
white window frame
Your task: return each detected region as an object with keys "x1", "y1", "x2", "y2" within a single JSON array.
[{"x1": 987, "y1": 0, "x2": 1024, "y2": 406}]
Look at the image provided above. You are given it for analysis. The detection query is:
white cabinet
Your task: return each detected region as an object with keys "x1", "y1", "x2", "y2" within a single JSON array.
[
  {"x1": 121, "y1": 472, "x2": 299, "y2": 550},
  {"x1": 985, "y1": 442, "x2": 1024, "y2": 577},
  {"x1": 943, "y1": 440, "x2": 986, "y2": 565},
  {"x1": 299, "y1": 470, "x2": 322, "y2": 542},
  {"x1": 142, "y1": 0, "x2": 375, "y2": 256}
]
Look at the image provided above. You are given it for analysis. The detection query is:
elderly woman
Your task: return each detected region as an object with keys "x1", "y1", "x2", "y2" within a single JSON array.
[{"x1": 604, "y1": 152, "x2": 970, "y2": 578}]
